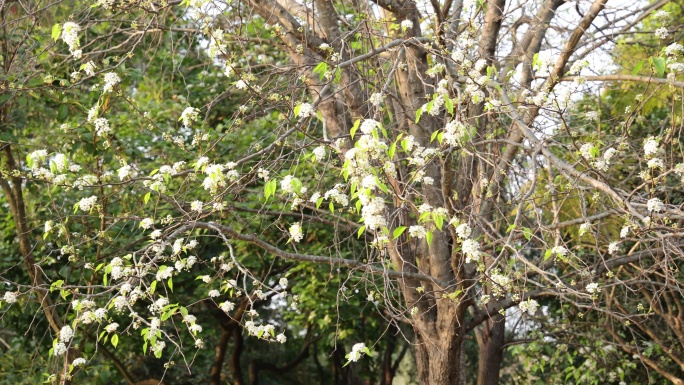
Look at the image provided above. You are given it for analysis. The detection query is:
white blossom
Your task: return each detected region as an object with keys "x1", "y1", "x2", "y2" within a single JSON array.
[
  {"x1": 140, "y1": 218, "x2": 154, "y2": 230},
  {"x1": 408, "y1": 225, "x2": 427, "y2": 239},
  {"x1": 586, "y1": 283, "x2": 601, "y2": 294},
  {"x1": 579, "y1": 223, "x2": 592, "y2": 236},
  {"x1": 83, "y1": 61, "x2": 96, "y2": 76},
  {"x1": 579, "y1": 143, "x2": 594, "y2": 159},
  {"x1": 60, "y1": 325, "x2": 74, "y2": 343},
  {"x1": 462, "y1": 239, "x2": 481, "y2": 263},
  {"x1": 297, "y1": 103, "x2": 314, "y2": 118},
  {"x1": 52, "y1": 153, "x2": 68, "y2": 172},
  {"x1": 290, "y1": 223, "x2": 304, "y2": 242},
  {"x1": 370, "y1": 93, "x2": 384, "y2": 106},
  {"x1": 400, "y1": 19, "x2": 413, "y2": 30},
  {"x1": 312, "y1": 146, "x2": 326, "y2": 161},
  {"x1": 208, "y1": 290, "x2": 220, "y2": 298},
  {"x1": 61, "y1": 22, "x2": 81, "y2": 57},
  {"x1": 189, "y1": 323, "x2": 203, "y2": 333},
  {"x1": 608, "y1": 242, "x2": 619, "y2": 255},
  {"x1": 191, "y1": 200, "x2": 204, "y2": 212},
  {"x1": 644, "y1": 137, "x2": 659, "y2": 157},
  {"x1": 220, "y1": 301, "x2": 235, "y2": 313},
  {"x1": 279, "y1": 277, "x2": 288, "y2": 289},
  {"x1": 103, "y1": 72, "x2": 121, "y2": 93},
  {"x1": 655, "y1": 27, "x2": 669, "y2": 39},
  {"x1": 78, "y1": 196, "x2": 98, "y2": 212},
  {"x1": 455, "y1": 223, "x2": 471, "y2": 239},
  {"x1": 151, "y1": 340, "x2": 165, "y2": 354},
  {"x1": 72, "y1": 358, "x2": 87, "y2": 366},
  {"x1": 276, "y1": 333, "x2": 287, "y2": 343},
  {"x1": 359, "y1": 119, "x2": 380, "y2": 135},
  {"x1": 105, "y1": 323, "x2": 119, "y2": 333},
  {"x1": 647, "y1": 198, "x2": 663, "y2": 212},
  {"x1": 180, "y1": 107, "x2": 200, "y2": 127},
  {"x1": 519, "y1": 299, "x2": 539, "y2": 315},
  {"x1": 620, "y1": 226, "x2": 630, "y2": 239},
  {"x1": 348, "y1": 343, "x2": 367, "y2": 362},
  {"x1": 118, "y1": 165, "x2": 135, "y2": 181},
  {"x1": 94, "y1": 118, "x2": 110, "y2": 136},
  {"x1": 54, "y1": 342, "x2": 68, "y2": 356},
  {"x1": 647, "y1": 158, "x2": 664, "y2": 169},
  {"x1": 551, "y1": 246, "x2": 568, "y2": 257}
]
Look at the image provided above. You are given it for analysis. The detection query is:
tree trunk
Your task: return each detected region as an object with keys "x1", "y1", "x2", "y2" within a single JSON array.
[
  {"x1": 414, "y1": 328, "x2": 466, "y2": 385},
  {"x1": 210, "y1": 327, "x2": 231, "y2": 385},
  {"x1": 476, "y1": 314, "x2": 505, "y2": 385},
  {"x1": 230, "y1": 327, "x2": 245, "y2": 385}
]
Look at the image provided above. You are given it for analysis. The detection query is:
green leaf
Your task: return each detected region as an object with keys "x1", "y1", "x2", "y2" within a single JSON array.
[
  {"x1": 150, "y1": 280, "x2": 157, "y2": 294},
  {"x1": 52, "y1": 24, "x2": 62, "y2": 41},
  {"x1": 103, "y1": 273, "x2": 108, "y2": 287},
  {"x1": 291, "y1": 178, "x2": 303, "y2": 194},
  {"x1": 388, "y1": 142, "x2": 397, "y2": 159},
  {"x1": 312, "y1": 62, "x2": 328, "y2": 80},
  {"x1": 350, "y1": 119, "x2": 360, "y2": 139},
  {"x1": 357, "y1": 225, "x2": 365, "y2": 238},
  {"x1": 50, "y1": 280, "x2": 64, "y2": 292},
  {"x1": 653, "y1": 57, "x2": 666, "y2": 77},
  {"x1": 445, "y1": 97, "x2": 454, "y2": 115},
  {"x1": 293, "y1": 104, "x2": 302, "y2": 118},
  {"x1": 632, "y1": 60, "x2": 644, "y2": 75},
  {"x1": 544, "y1": 249, "x2": 553, "y2": 261},
  {"x1": 435, "y1": 215, "x2": 443, "y2": 231},
  {"x1": 144, "y1": 192, "x2": 151, "y2": 204},
  {"x1": 589, "y1": 146, "x2": 600, "y2": 158},
  {"x1": 415, "y1": 108, "x2": 423, "y2": 123},
  {"x1": 506, "y1": 224, "x2": 516, "y2": 234},
  {"x1": 143, "y1": 341, "x2": 148, "y2": 355},
  {"x1": 264, "y1": 180, "x2": 273, "y2": 199},
  {"x1": 523, "y1": 227, "x2": 532, "y2": 241},
  {"x1": 111, "y1": 334, "x2": 119, "y2": 348},
  {"x1": 316, "y1": 197, "x2": 324, "y2": 209},
  {"x1": 168, "y1": 277, "x2": 173, "y2": 292},
  {"x1": 430, "y1": 130, "x2": 440, "y2": 143},
  {"x1": 393, "y1": 226, "x2": 407, "y2": 239},
  {"x1": 426, "y1": 231, "x2": 433, "y2": 246},
  {"x1": 375, "y1": 176, "x2": 389, "y2": 194}
]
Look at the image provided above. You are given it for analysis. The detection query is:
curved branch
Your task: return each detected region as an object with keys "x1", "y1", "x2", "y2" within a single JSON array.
[
  {"x1": 183, "y1": 221, "x2": 450, "y2": 288},
  {"x1": 559, "y1": 74, "x2": 684, "y2": 88}
]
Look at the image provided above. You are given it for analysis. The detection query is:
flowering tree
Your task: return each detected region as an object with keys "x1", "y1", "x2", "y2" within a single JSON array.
[{"x1": 2, "y1": 0, "x2": 684, "y2": 384}]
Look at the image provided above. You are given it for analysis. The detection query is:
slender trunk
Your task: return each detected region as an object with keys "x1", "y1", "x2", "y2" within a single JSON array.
[
  {"x1": 476, "y1": 314, "x2": 505, "y2": 385},
  {"x1": 230, "y1": 327, "x2": 245, "y2": 385},
  {"x1": 380, "y1": 330, "x2": 396, "y2": 385},
  {"x1": 210, "y1": 327, "x2": 232, "y2": 385}
]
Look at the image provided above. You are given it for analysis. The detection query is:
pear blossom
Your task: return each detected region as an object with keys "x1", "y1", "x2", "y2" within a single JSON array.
[
  {"x1": 519, "y1": 299, "x2": 539, "y2": 315},
  {"x1": 60, "y1": 325, "x2": 74, "y2": 343},
  {"x1": 297, "y1": 103, "x2": 314, "y2": 118},
  {"x1": 78, "y1": 196, "x2": 98, "y2": 212},
  {"x1": 103, "y1": 72, "x2": 121, "y2": 93},
  {"x1": 290, "y1": 223, "x2": 304, "y2": 242},
  {"x1": 586, "y1": 283, "x2": 601, "y2": 294},
  {"x1": 647, "y1": 198, "x2": 663, "y2": 212},
  {"x1": 72, "y1": 358, "x2": 87, "y2": 366}
]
